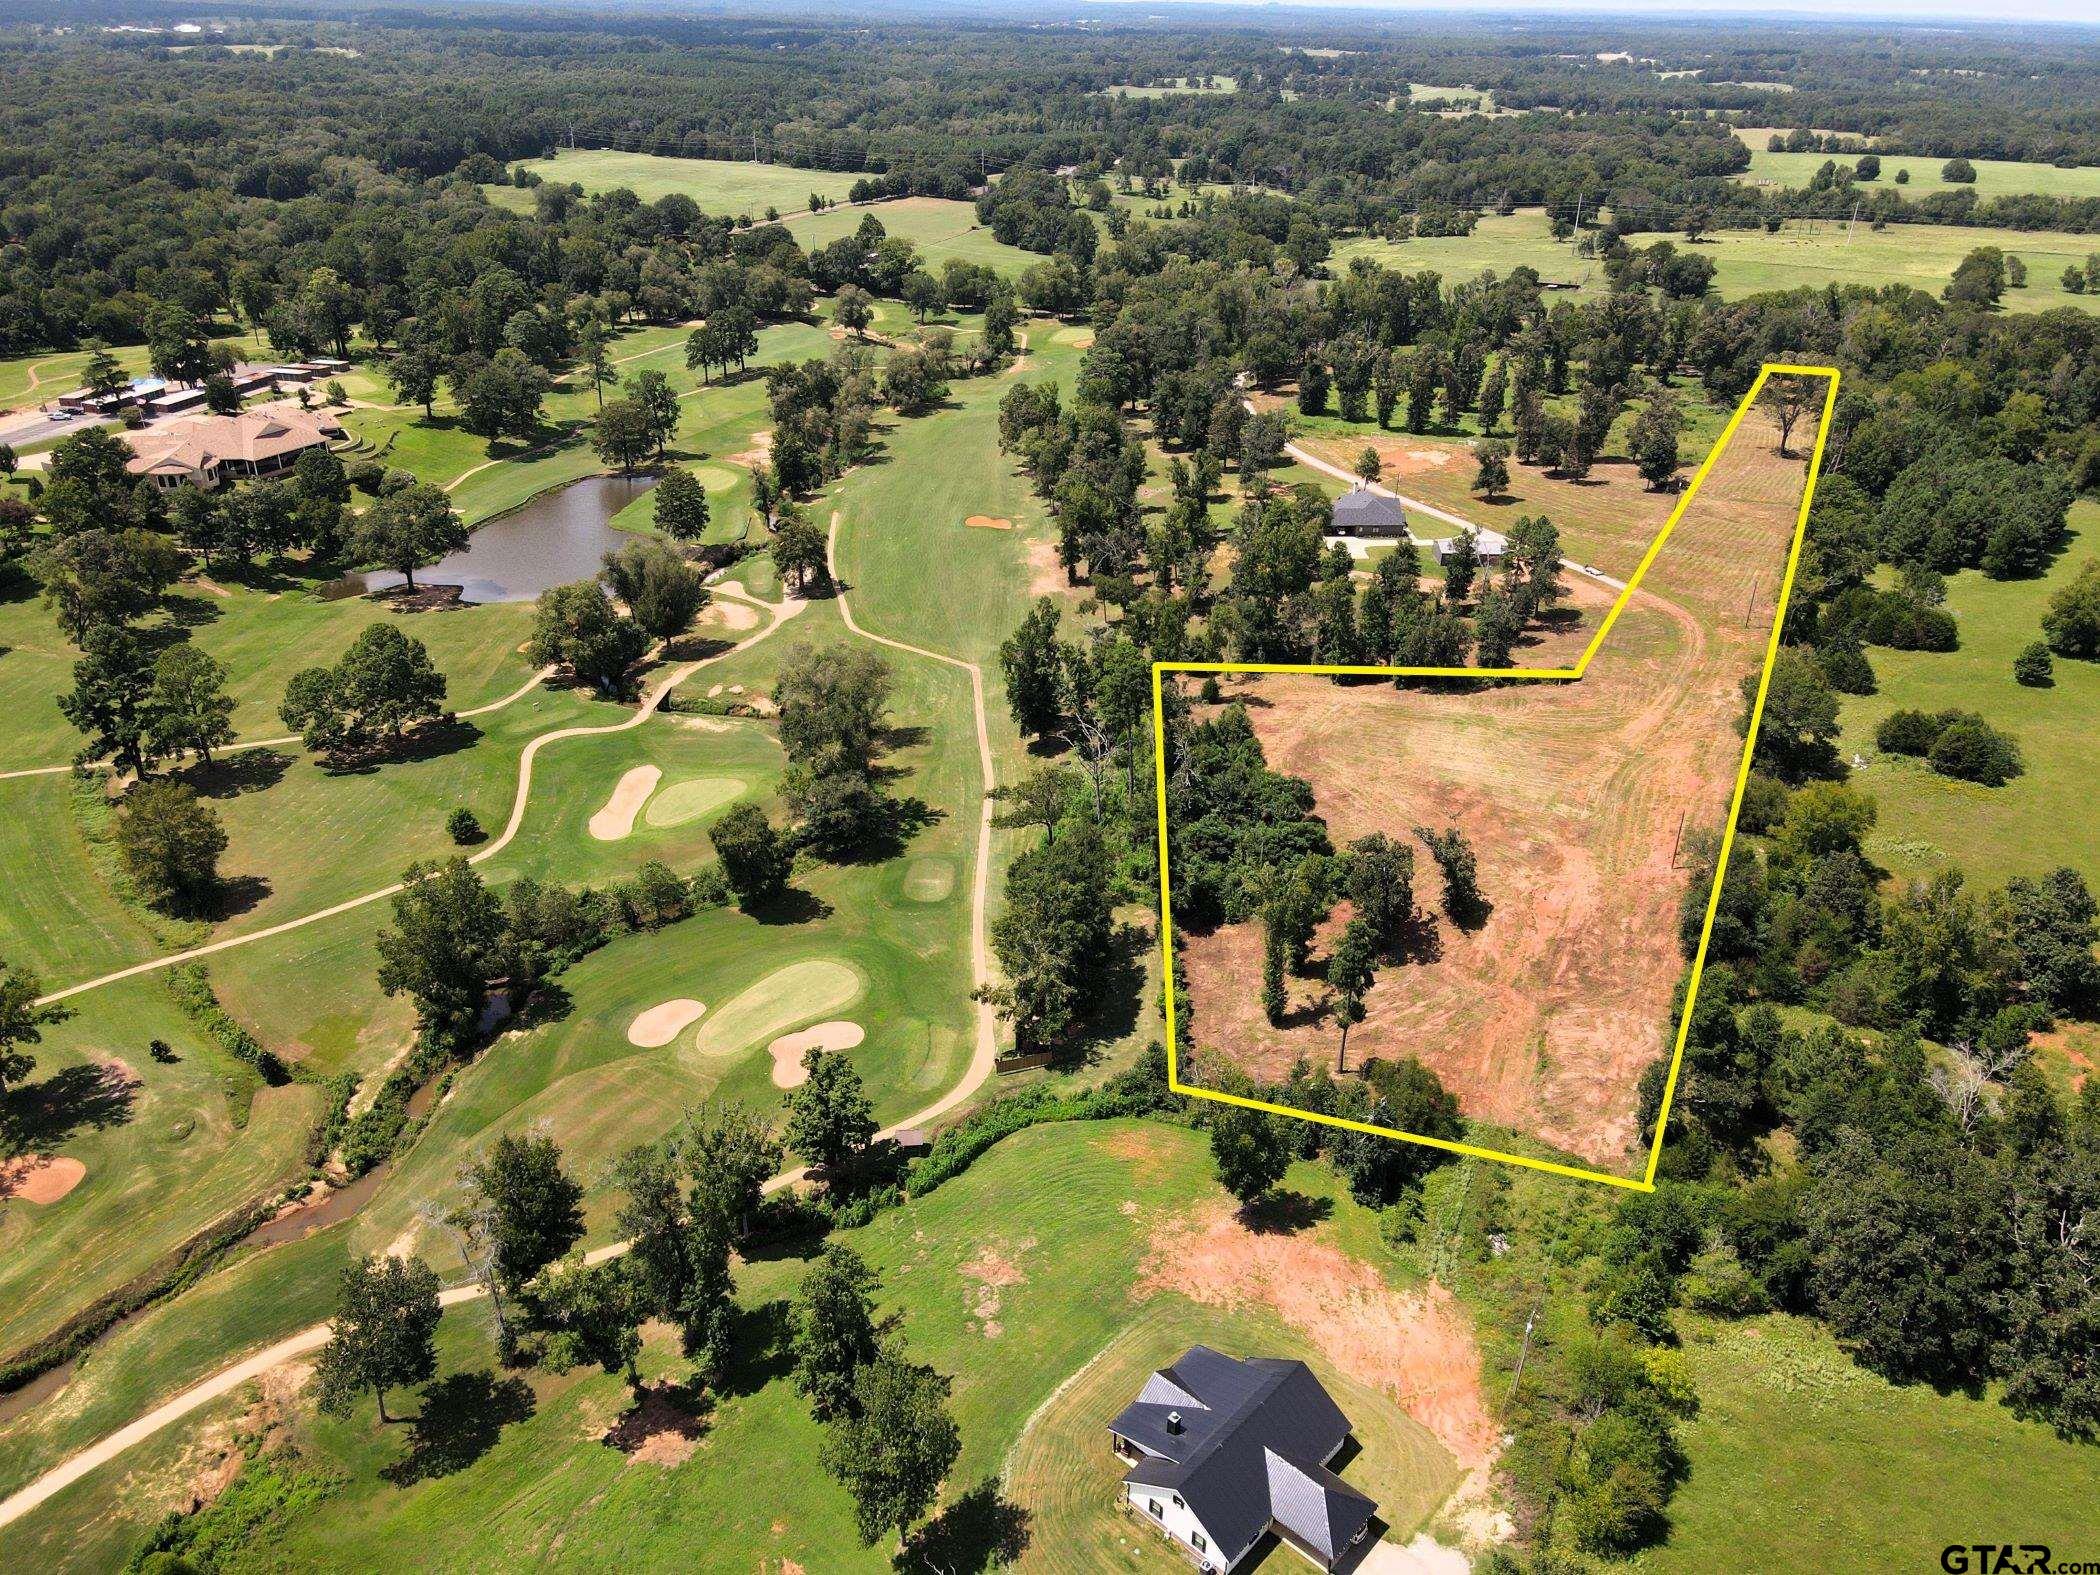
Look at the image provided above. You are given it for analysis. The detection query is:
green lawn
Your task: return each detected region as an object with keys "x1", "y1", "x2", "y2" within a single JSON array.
[
  {"x1": 1333, "y1": 208, "x2": 2100, "y2": 314},
  {"x1": 0, "y1": 1119, "x2": 1460, "y2": 1573},
  {"x1": 0, "y1": 975, "x2": 322, "y2": 1357},
  {"x1": 1737, "y1": 148, "x2": 2100, "y2": 203},
  {"x1": 1838, "y1": 502, "x2": 2100, "y2": 893},
  {"x1": 482, "y1": 149, "x2": 870, "y2": 218},
  {"x1": 1656, "y1": 1314, "x2": 2100, "y2": 1571}
]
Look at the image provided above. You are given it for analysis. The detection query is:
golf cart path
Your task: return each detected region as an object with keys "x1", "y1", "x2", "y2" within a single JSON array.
[
  {"x1": 32, "y1": 592, "x2": 792, "y2": 1008},
  {"x1": 0, "y1": 663, "x2": 556, "y2": 783},
  {"x1": 0, "y1": 535, "x2": 1009, "y2": 1527}
]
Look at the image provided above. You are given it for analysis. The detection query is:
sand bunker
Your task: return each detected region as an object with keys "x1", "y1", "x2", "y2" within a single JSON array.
[
  {"x1": 687, "y1": 959, "x2": 864, "y2": 1067},
  {"x1": 768, "y1": 1021, "x2": 867, "y2": 1087},
  {"x1": 964, "y1": 514, "x2": 1014, "y2": 530},
  {"x1": 2, "y1": 1154, "x2": 87, "y2": 1205},
  {"x1": 643, "y1": 776, "x2": 748, "y2": 829},
  {"x1": 707, "y1": 683, "x2": 724, "y2": 698},
  {"x1": 706, "y1": 599, "x2": 760, "y2": 631},
  {"x1": 628, "y1": 998, "x2": 707, "y2": 1048},
  {"x1": 589, "y1": 765, "x2": 662, "y2": 841},
  {"x1": 903, "y1": 857, "x2": 954, "y2": 902},
  {"x1": 729, "y1": 429, "x2": 774, "y2": 469}
]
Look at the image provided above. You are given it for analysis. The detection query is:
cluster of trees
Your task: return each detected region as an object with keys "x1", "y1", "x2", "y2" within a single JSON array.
[
  {"x1": 374, "y1": 854, "x2": 723, "y2": 1047},
  {"x1": 526, "y1": 538, "x2": 712, "y2": 695},
  {"x1": 1874, "y1": 707, "x2": 2024, "y2": 786}
]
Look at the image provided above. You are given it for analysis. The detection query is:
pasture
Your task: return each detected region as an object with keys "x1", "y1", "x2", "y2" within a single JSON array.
[
  {"x1": 1657, "y1": 1314, "x2": 2100, "y2": 1572},
  {"x1": 482, "y1": 149, "x2": 870, "y2": 217},
  {"x1": 1837, "y1": 500, "x2": 2100, "y2": 894},
  {"x1": 1332, "y1": 208, "x2": 2100, "y2": 314},
  {"x1": 781, "y1": 197, "x2": 1040, "y2": 278},
  {"x1": 1735, "y1": 144, "x2": 2100, "y2": 203}
]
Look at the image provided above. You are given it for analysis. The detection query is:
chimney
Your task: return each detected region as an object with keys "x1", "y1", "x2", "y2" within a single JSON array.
[{"x1": 1166, "y1": 1411, "x2": 1183, "y2": 1435}]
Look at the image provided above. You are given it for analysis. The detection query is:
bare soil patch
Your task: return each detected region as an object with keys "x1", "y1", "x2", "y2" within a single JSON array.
[
  {"x1": 1137, "y1": 1204, "x2": 1497, "y2": 1474},
  {"x1": 1179, "y1": 414, "x2": 1809, "y2": 1167},
  {"x1": 767, "y1": 1021, "x2": 866, "y2": 1087},
  {"x1": 703, "y1": 598, "x2": 760, "y2": 631},
  {"x1": 1025, "y1": 538, "x2": 1066, "y2": 597},
  {"x1": 604, "y1": 1385, "x2": 707, "y2": 1467},
  {"x1": 629, "y1": 998, "x2": 707, "y2": 1048},
  {"x1": 960, "y1": 1234, "x2": 1035, "y2": 1339},
  {"x1": 729, "y1": 429, "x2": 774, "y2": 469},
  {"x1": 0, "y1": 1154, "x2": 86, "y2": 1205}
]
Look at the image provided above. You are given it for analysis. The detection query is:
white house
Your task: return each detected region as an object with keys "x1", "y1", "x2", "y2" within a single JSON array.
[{"x1": 1109, "y1": 1345, "x2": 1378, "y2": 1572}]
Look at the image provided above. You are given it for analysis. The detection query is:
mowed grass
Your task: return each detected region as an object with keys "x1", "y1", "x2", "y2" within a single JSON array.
[
  {"x1": 0, "y1": 565, "x2": 538, "y2": 773},
  {"x1": 781, "y1": 197, "x2": 1040, "y2": 278},
  {"x1": 1736, "y1": 147, "x2": 2100, "y2": 202},
  {"x1": 0, "y1": 975, "x2": 321, "y2": 1357},
  {"x1": 482, "y1": 149, "x2": 871, "y2": 217},
  {"x1": 1333, "y1": 208, "x2": 2100, "y2": 314},
  {"x1": 1654, "y1": 1314, "x2": 2100, "y2": 1572},
  {"x1": 1005, "y1": 1298, "x2": 1456, "y2": 1572},
  {"x1": 1838, "y1": 503, "x2": 2100, "y2": 893},
  {"x1": 0, "y1": 1122, "x2": 1210, "y2": 1571}
]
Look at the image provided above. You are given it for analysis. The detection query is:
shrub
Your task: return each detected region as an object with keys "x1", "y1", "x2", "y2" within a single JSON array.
[
  {"x1": 1875, "y1": 708, "x2": 1947, "y2": 756},
  {"x1": 1928, "y1": 715, "x2": 2022, "y2": 785},
  {"x1": 446, "y1": 807, "x2": 485, "y2": 844},
  {"x1": 2013, "y1": 641, "x2": 2054, "y2": 686}
]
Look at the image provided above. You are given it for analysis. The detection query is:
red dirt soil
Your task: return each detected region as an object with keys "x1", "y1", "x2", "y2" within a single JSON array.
[
  {"x1": 1137, "y1": 1204, "x2": 1498, "y2": 1476},
  {"x1": 0, "y1": 1154, "x2": 87, "y2": 1205},
  {"x1": 1179, "y1": 412, "x2": 1809, "y2": 1170}
]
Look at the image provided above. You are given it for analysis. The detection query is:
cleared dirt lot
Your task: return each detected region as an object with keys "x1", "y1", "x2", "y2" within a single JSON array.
[{"x1": 1177, "y1": 410, "x2": 1810, "y2": 1172}]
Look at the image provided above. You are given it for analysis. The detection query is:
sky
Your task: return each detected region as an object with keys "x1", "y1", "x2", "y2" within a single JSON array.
[{"x1": 1083, "y1": 0, "x2": 2100, "y2": 22}]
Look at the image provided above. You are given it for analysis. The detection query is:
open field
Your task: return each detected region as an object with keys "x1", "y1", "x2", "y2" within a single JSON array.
[
  {"x1": 1332, "y1": 208, "x2": 2100, "y2": 313},
  {"x1": 1657, "y1": 1314, "x2": 2100, "y2": 1571},
  {"x1": 781, "y1": 197, "x2": 1041, "y2": 278},
  {"x1": 481, "y1": 149, "x2": 871, "y2": 216},
  {"x1": 1735, "y1": 145, "x2": 2100, "y2": 202},
  {"x1": 0, "y1": 1120, "x2": 1488, "y2": 1572},
  {"x1": 1175, "y1": 408, "x2": 1813, "y2": 1170},
  {"x1": 1838, "y1": 501, "x2": 2100, "y2": 894},
  {"x1": 1100, "y1": 75, "x2": 1238, "y2": 97}
]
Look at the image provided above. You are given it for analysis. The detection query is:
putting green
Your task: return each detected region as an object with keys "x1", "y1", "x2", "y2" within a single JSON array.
[
  {"x1": 685, "y1": 959, "x2": 865, "y2": 1065},
  {"x1": 689, "y1": 463, "x2": 741, "y2": 492},
  {"x1": 642, "y1": 775, "x2": 750, "y2": 829},
  {"x1": 903, "y1": 857, "x2": 954, "y2": 902},
  {"x1": 1051, "y1": 326, "x2": 1095, "y2": 346}
]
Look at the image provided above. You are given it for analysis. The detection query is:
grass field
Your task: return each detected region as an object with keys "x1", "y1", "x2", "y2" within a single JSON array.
[
  {"x1": 1100, "y1": 75, "x2": 1238, "y2": 97},
  {"x1": 1332, "y1": 208, "x2": 2100, "y2": 314},
  {"x1": 1656, "y1": 1314, "x2": 2100, "y2": 1571},
  {"x1": 1736, "y1": 147, "x2": 2100, "y2": 203},
  {"x1": 482, "y1": 149, "x2": 871, "y2": 217},
  {"x1": 1838, "y1": 501, "x2": 2100, "y2": 894},
  {"x1": 781, "y1": 197, "x2": 1041, "y2": 279},
  {"x1": 0, "y1": 1119, "x2": 1484, "y2": 1572}
]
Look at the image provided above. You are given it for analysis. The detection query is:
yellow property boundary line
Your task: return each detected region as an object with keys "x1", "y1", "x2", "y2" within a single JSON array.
[{"x1": 1149, "y1": 364, "x2": 1841, "y2": 1191}]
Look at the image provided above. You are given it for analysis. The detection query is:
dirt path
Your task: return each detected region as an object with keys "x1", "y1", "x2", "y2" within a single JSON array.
[
  {"x1": 33, "y1": 604, "x2": 796, "y2": 1009},
  {"x1": 1254, "y1": 399, "x2": 1629, "y2": 595}
]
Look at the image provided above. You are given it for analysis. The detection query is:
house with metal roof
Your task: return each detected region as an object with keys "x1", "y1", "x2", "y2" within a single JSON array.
[
  {"x1": 1432, "y1": 526, "x2": 1509, "y2": 567},
  {"x1": 1328, "y1": 486, "x2": 1408, "y2": 539},
  {"x1": 1109, "y1": 1345, "x2": 1379, "y2": 1572}
]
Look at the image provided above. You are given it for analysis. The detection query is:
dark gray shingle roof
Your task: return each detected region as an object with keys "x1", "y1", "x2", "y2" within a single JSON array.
[
  {"x1": 1331, "y1": 488, "x2": 1408, "y2": 533},
  {"x1": 1110, "y1": 1345, "x2": 1374, "y2": 1565}
]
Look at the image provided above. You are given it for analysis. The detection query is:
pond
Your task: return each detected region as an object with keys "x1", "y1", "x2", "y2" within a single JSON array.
[{"x1": 355, "y1": 472, "x2": 658, "y2": 603}]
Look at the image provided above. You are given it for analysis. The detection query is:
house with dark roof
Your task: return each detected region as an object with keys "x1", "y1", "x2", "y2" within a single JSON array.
[
  {"x1": 1329, "y1": 486, "x2": 1409, "y2": 539},
  {"x1": 1109, "y1": 1345, "x2": 1378, "y2": 1572}
]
